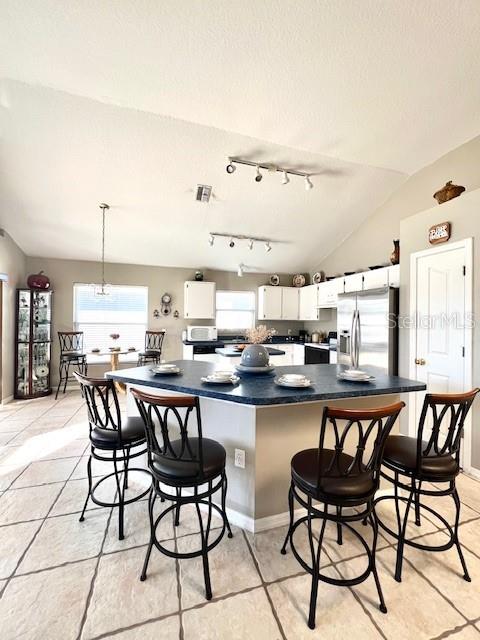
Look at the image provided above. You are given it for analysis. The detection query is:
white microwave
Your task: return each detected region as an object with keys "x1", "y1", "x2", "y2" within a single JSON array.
[{"x1": 186, "y1": 326, "x2": 218, "y2": 342}]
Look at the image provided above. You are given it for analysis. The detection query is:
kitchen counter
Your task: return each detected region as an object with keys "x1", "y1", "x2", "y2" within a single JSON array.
[
  {"x1": 215, "y1": 346, "x2": 286, "y2": 358},
  {"x1": 107, "y1": 362, "x2": 424, "y2": 532}
]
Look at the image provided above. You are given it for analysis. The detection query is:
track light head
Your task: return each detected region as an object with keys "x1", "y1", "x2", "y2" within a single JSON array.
[
  {"x1": 281, "y1": 170, "x2": 290, "y2": 185},
  {"x1": 255, "y1": 165, "x2": 263, "y2": 182},
  {"x1": 226, "y1": 159, "x2": 236, "y2": 174},
  {"x1": 208, "y1": 234, "x2": 215, "y2": 247},
  {"x1": 265, "y1": 241, "x2": 272, "y2": 253},
  {"x1": 237, "y1": 264, "x2": 244, "y2": 277},
  {"x1": 305, "y1": 175, "x2": 313, "y2": 190},
  {"x1": 248, "y1": 239, "x2": 254, "y2": 250},
  {"x1": 229, "y1": 238, "x2": 235, "y2": 248}
]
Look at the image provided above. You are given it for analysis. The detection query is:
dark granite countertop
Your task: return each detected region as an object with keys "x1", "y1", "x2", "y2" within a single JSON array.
[
  {"x1": 215, "y1": 347, "x2": 286, "y2": 357},
  {"x1": 106, "y1": 361, "x2": 426, "y2": 406}
]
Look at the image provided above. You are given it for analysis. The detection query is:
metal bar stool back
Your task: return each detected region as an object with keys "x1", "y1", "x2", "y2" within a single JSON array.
[
  {"x1": 56, "y1": 331, "x2": 88, "y2": 398},
  {"x1": 132, "y1": 388, "x2": 232, "y2": 599},
  {"x1": 74, "y1": 373, "x2": 150, "y2": 540},
  {"x1": 281, "y1": 401, "x2": 405, "y2": 629},
  {"x1": 376, "y1": 388, "x2": 479, "y2": 582},
  {"x1": 137, "y1": 330, "x2": 165, "y2": 366}
]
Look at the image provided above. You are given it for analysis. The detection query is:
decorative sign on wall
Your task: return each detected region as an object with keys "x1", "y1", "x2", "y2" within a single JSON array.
[{"x1": 429, "y1": 221, "x2": 451, "y2": 245}]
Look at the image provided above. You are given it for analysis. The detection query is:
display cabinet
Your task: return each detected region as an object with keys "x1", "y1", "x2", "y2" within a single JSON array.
[{"x1": 15, "y1": 289, "x2": 53, "y2": 399}]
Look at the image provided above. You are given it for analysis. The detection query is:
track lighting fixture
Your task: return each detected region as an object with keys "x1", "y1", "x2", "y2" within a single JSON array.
[
  {"x1": 208, "y1": 232, "x2": 276, "y2": 253},
  {"x1": 255, "y1": 165, "x2": 263, "y2": 182},
  {"x1": 281, "y1": 170, "x2": 289, "y2": 185},
  {"x1": 305, "y1": 175, "x2": 313, "y2": 190},
  {"x1": 226, "y1": 158, "x2": 236, "y2": 174},
  {"x1": 237, "y1": 264, "x2": 244, "y2": 277}
]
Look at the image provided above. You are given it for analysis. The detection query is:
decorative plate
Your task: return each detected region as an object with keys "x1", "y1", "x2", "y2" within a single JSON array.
[
  {"x1": 312, "y1": 271, "x2": 322, "y2": 284},
  {"x1": 201, "y1": 375, "x2": 239, "y2": 385},
  {"x1": 269, "y1": 274, "x2": 280, "y2": 286},
  {"x1": 292, "y1": 274, "x2": 306, "y2": 288},
  {"x1": 274, "y1": 377, "x2": 313, "y2": 388}
]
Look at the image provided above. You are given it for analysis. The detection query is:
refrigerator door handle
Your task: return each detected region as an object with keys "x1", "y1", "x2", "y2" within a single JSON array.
[
  {"x1": 350, "y1": 311, "x2": 356, "y2": 367},
  {"x1": 355, "y1": 310, "x2": 361, "y2": 369},
  {"x1": 351, "y1": 310, "x2": 360, "y2": 370}
]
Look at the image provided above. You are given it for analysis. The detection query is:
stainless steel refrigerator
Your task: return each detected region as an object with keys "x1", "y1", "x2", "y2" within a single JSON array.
[{"x1": 337, "y1": 286, "x2": 398, "y2": 374}]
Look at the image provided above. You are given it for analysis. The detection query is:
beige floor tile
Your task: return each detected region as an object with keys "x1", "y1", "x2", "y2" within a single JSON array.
[
  {"x1": 419, "y1": 491, "x2": 479, "y2": 526},
  {"x1": 268, "y1": 567, "x2": 381, "y2": 638},
  {"x1": 50, "y1": 477, "x2": 117, "y2": 516},
  {"x1": 0, "y1": 558, "x2": 96, "y2": 640},
  {"x1": 0, "y1": 520, "x2": 42, "y2": 579},
  {"x1": 182, "y1": 587, "x2": 281, "y2": 639},
  {"x1": 81, "y1": 545, "x2": 179, "y2": 639},
  {"x1": 0, "y1": 464, "x2": 27, "y2": 490},
  {"x1": 0, "y1": 418, "x2": 33, "y2": 432},
  {"x1": 11, "y1": 457, "x2": 79, "y2": 488},
  {"x1": 71, "y1": 455, "x2": 119, "y2": 480},
  {"x1": 23, "y1": 414, "x2": 71, "y2": 429},
  {"x1": 178, "y1": 527, "x2": 260, "y2": 608},
  {"x1": 0, "y1": 432, "x2": 17, "y2": 445},
  {"x1": 456, "y1": 474, "x2": 480, "y2": 513},
  {"x1": 101, "y1": 615, "x2": 180, "y2": 639},
  {"x1": 337, "y1": 546, "x2": 465, "y2": 639},
  {"x1": 374, "y1": 494, "x2": 438, "y2": 542},
  {"x1": 103, "y1": 498, "x2": 174, "y2": 553},
  {"x1": 320, "y1": 517, "x2": 390, "y2": 564},
  {"x1": 9, "y1": 425, "x2": 70, "y2": 445},
  {"x1": 247, "y1": 523, "x2": 331, "y2": 583},
  {"x1": 0, "y1": 483, "x2": 63, "y2": 525},
  {"x1": 39, "y1": 438, "x2": 90, "y2": 460},
  {"x1": 452, "y1": 519, "x2": 480, "y2": 558},
  {"x1": 171, "y1": 501, "x2": 224, "y2": 537},
  {"x1": 18, "y1": 509, "x2": 109, "y2": 574},
  {"x1": 404, "y1": 530, "x2": 480, "y2": 620}
]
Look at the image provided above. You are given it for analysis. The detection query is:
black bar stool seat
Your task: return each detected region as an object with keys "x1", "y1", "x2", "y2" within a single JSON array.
[
  {"x1": 383, "y1": 435, "x2": 458, "y2": 479},
  {"x1": 292, "y1": 448, "x2": 376, "y2": 502},
  {"x1": 375, "y1": 389, "x2": 479, "y2": 584},
  {"x1": 90, "y1": 416, "x2": 146, "y2": 450},
  {"x1": 281, "y1": 401, "x2": 405, "y2": 630},
  {"x1": 151, "y1": 437, "x2": 226, "y2": 483}
]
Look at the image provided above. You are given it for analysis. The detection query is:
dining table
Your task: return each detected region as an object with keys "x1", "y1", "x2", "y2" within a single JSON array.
[{"x1": 89, "y1": 349, "x2": 137, "y2": 394}]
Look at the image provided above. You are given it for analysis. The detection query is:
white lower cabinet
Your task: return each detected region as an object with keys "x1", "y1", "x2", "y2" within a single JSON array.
[{"x1": 292, "y1": 344, "x2": 305, "y2": 365}]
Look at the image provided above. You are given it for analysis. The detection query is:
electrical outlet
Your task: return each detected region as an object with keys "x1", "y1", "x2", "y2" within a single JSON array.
[{"x1": 234, "y1": 448, "x2": 246, "y2": 469}]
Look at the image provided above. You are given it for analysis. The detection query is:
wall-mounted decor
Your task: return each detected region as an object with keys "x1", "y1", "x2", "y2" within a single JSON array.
[
  {"x1": 429, "y1": 222, "x2": 451, "y2": 245},
  {"x1": 433, "y1": 181, "x2": 465, "y2": 204},
  {"x1": 390, "y1": 239, "x2": 400, "y2": 265}
]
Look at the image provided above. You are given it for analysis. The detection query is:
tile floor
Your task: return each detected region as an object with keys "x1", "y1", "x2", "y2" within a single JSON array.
[{"x1": 0, "y1": 391, "x2": 479, "y2": 639}]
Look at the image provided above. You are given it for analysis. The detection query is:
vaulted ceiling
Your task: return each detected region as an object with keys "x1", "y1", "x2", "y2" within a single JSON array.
[{"x1": 1, "y1": 1, "x2": 479, "y2": 272}]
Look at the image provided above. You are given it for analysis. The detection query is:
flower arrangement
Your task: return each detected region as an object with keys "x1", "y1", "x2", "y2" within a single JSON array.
[{"x1": 245, "y1": 325, "x2": 276, "y2": 344}]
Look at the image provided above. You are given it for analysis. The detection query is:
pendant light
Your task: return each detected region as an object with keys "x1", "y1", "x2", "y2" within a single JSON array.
[{"x1": 94, "y1": 203, "x2": 110, "y2": 296}]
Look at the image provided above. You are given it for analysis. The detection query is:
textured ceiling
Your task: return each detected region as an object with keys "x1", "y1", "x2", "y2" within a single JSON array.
[{"x1": 1, "y1": 1, "x2": 479, "y2": 272}]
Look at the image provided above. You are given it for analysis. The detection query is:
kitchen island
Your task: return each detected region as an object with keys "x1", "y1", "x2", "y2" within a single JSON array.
[{"x1": 107, "y1": 361, "x2": 425, "y2": 532}]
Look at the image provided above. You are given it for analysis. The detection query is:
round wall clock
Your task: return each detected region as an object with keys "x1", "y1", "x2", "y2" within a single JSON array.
[{"x1": 161, "y1": 293, "x2": 172, "y2": 316}]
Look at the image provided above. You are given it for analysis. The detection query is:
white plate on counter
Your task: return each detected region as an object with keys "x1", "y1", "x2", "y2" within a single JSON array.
[
  {"x1": 337, "y1": 370, "x2": 375, "y2": 382},
  {"x1": 201, "y1": 374, "x2": 239, "y2": 385},
  {"x1": 274, "y1": 375, "x2": 313, "y2": 389},
  {"x1": 150, "y1": 365, "x2": 182, "y2": 375}
]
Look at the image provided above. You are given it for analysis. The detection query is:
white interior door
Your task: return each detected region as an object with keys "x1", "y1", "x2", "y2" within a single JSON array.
[{"x1": 410, "y1": 240, "x2": 473, "y2": 466}]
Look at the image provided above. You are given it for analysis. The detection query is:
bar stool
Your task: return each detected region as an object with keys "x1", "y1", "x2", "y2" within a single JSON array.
[
  {"x1": 131, "y1": 388, "x2": 233, "y2": 600},
  {"x1": 56, "y1": 331, "x2": 88, "y2": 399},
  {"x1": 375, "y1": 389, "x2": 479, "y2": 583},
  {"x1": 74, "y1": 373, "x2": 150, "y2": 540},
  {"x1": 281, "y1": 401, "x2": 405, "y2": 629},
  {"x1": 137, "y1": 330, "x2": 165, "y2": 366}
]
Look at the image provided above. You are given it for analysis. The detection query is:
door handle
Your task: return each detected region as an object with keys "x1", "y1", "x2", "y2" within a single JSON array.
[{"x1": 415, "y1": 358, "x2": 426, "y2": 366}]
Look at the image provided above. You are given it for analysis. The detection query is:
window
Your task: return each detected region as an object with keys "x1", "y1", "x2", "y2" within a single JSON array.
[
  {"x1": 73, "y1": 284, "x2": 148, "y2": 358},
  {"x1": 215, "y1": 290, "x2": 255, "y2": 331}
]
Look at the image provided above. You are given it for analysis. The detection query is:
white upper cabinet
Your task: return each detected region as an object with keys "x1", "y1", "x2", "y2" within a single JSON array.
[
  {"x1": 184, "y1": 281, "x2": 216, "y2": 319},
  {"x1": 343, "y1": 272, "x2": 364, "y2": 293},
  {"x1": 363, "y1": 266, "x2": 390, "y2": 290},
  {"x1": 317, "y1": 278, "x2": 342, "y2": 307},
  {"x1": 299, "y1": 284, "x2": 318, "y2": 321},
  {"x1": 257, "y1": 286, "x2": 283, "y2": 320},
  {"x1": 281, "y1": 287, "x2": 300, "y2": 320}
]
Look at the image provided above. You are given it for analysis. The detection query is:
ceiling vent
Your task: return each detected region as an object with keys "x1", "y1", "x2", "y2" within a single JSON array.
[{"x1": 196, "y1": 184, "x2": 212, "y2": 203}]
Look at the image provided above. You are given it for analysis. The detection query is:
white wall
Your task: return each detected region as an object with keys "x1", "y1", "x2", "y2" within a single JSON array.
[
  {"x1": 25, "y1": 256, "x2": 303, "y2": 385},
  {"x1": 0, "y1": 231, "x2": 27, "y2": 401}
]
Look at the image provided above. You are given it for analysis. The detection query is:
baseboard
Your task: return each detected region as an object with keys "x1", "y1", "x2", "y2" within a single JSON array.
[
  {"x1": 1, "y1": 395, "x2": 13, "y2": 405},
  {"x1": 464, "y1": 467, "x2": 480, "y2": 482}
]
